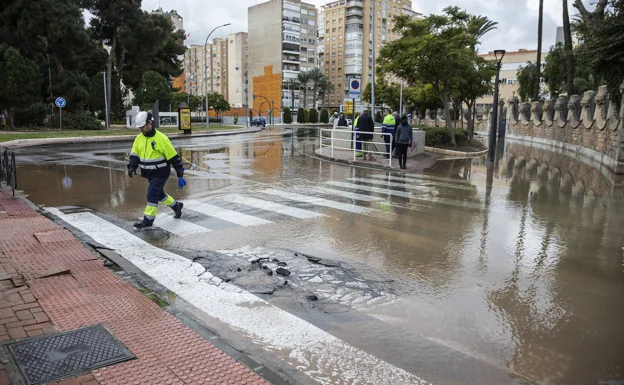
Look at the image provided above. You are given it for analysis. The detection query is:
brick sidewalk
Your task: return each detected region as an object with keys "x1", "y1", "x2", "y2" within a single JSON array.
[{"x1": 0, "y1": 190, "x2": 268, "y2": 385}]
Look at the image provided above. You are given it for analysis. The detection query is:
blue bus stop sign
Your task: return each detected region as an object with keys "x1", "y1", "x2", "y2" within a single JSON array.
[{"x1": 55, "y1": 97, "x2": 66, "y2": 108}]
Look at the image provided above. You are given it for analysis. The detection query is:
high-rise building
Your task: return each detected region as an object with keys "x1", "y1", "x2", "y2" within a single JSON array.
[
  {"x1": 184, "y1": 39, "x2": 228, "y2": 99},
  {"x1": 318, "y1": 0, "x2": 419, "y2": 108},
  {"x1": 227, "y1": 32, "x2": 249, "y2": 108},
  {"x1": 248, "y1": 0, "x2": 318, "y2": 114},
  {"x1": 152, "y1": 8, "x2": 184, "y2": 31}
]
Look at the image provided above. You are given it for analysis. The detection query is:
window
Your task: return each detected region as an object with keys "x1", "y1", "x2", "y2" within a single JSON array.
[{"x1": 332, "y1": 28, "x2": 336, "y2": 32}]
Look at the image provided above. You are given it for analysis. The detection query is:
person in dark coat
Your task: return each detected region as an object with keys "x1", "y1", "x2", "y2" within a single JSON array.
[
  {"x1": 394, "y1": 115, "x2": 413, "y2": 169},
  {"x1": 336, "y1": 113, "x2": 348, "y2": 127},
  {"x1": 356, "y1": 110, "x2": 375, "y2": 160}
]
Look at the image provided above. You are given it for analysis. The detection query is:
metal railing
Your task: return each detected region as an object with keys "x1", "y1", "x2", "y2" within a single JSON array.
[
  {"x1": 319, "y1": 128, "x2": 392, "y2": 166},
  {"x1": 0, "y1": 148, "x2": 17, "y2": 196}
]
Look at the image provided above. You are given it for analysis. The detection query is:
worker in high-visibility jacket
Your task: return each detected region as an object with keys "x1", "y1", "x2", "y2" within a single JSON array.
[
  {"x1": 127, "y1": 110, "x2": 184, "y2": 230},
  {"x1": 382, "y1": 111, "x2": 396, "y2": 159}
]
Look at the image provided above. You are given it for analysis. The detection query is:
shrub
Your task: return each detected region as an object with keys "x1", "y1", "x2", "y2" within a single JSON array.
[
  {"x1": 304, "y1": 109, "x2": 309, "y2": 122},
  {"x1": 283, "y1": 107, "x2": 292, "y2": 124},
  {"x1": 52, "y1": 112, "x2": 103, "y2": 130},
  {"x1": 420, "y1": 126, "x2": 469, "y2": 147},
  {"x1": 308, "y1": 108, "x2": 318, "y2": 123},
  {"x1": 12, "y1": 103, "x2": 47, "y2": 128},
  {"x1": 320, "y1": 109, "x2": 329, "y2": 123},
  {"x1": 297, "y1": 108, "x2": 305, "y2": 123}
]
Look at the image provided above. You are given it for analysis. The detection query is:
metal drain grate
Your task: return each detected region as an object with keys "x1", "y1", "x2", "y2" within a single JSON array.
[{"x1": 6, "y1": 324, "x2": 134, "y2": 385}]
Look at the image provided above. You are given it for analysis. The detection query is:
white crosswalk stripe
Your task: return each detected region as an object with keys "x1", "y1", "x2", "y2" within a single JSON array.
[
  {"x1": 154, "y1": 213, "x2": 212, "y2": 236},
  {"x1": 345, "y1": 177, "x2": 432, "y2": 192},
  {"x1": 325, "y1": 181, "x2": 413, "y2": 198},
  {"x1": 47, "y1": 209, "x2": 429, "y2": 385},
  {"x1": 261, "y1": 189, "x2": 376, "y2": 215},
  {"x1": 311, "y1": 186, "x2": 384, "y2": 202},
  {"x1": 365, "y1": 175, "x2": 477, "y2": 191},
  {"x1": 220, "y1": 195, "x2": 325, "y2": 219},
  {"x1": 184, "y1": 200, "x2": 272, "y2": 226},
  {"x1": 373, "y1": 173, "x2": 473, "y2": 185}
]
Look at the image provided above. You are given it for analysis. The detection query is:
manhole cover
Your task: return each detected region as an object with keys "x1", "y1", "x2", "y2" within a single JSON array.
[{"x1": 6, "y1": 324, "x2": 134, "y2": 385}]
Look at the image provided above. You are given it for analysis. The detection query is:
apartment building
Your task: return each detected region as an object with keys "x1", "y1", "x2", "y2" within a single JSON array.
[
  {"x1": 248, "y1": 0, "x2": 318, "y2": 113},
  {"x1": 227, "y1": 32, "x2": 249, "y2": 108},
  {"x1": 318, "y1": 0, "x2": 419, "y2": 108},
  {"x1": 184, "y1": 39, "x2": 229, "y2": 100}
]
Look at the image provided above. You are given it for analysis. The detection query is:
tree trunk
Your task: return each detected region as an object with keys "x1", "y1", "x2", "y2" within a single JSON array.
[
  {"x1": 7, "y1": 109, "x2": 14, "y2": 130},
  {"x1": 562, "y1": 0, "x2": 575, "y2": 94},
  {"x1": 467, "y1": 103, "x2": 473, "y2": 140},
  {"x1": 443, "y1": 91, "x2": 456, "y2": 147},
  {"x1": 302, "y1": 87, "x2": 307, "y2": 109},
  {"x1": 535, "y1": 0, "x2": 544, "y2": 101},
  {"x1": 106, "y1": 29, "x2": 117, "y2": 123}
]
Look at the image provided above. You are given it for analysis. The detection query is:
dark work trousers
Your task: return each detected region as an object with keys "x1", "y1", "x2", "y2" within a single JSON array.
[
  {"x1": 147, "y1": 177, "x2": 169, "y2": 204},
  {"x1": 396, "y1": 143, "x2": 409, "y2": 168},
  {"x1": 381, "y1": 126, "x2": 396, "y2": 158}
]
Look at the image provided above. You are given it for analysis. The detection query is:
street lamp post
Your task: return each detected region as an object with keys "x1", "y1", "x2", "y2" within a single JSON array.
[
  {"x1": 399, "y1": 81, "x2": 404, "y2": 115},
  {"x1": 204, "y1": 23, "x2": 231, "y2": 133},
  {"x1": 487, "y1": 49, "x2": 506, "y2": 164},
  {"x1": 254, "y1": 94, "x2": 272, "y2": 125},
  {"x1": 101, "y1": 72, "x2": 109, "y2": 129}
]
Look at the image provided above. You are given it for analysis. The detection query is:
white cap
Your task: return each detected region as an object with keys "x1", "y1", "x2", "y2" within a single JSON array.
[{"x1": 134, "y1": 111, "x2": 153, "y2": 127}]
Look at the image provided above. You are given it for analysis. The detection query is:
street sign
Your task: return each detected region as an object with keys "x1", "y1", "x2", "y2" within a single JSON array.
[
  {"x1": 55, "y1": 97, "x2": 66, "y2": 131},
  {"x1": 55, "y1": 97, "x2": 66, "y2": 108},
  {"x1": 348, "y1": 78, "x2": 361, "y2": 99}
]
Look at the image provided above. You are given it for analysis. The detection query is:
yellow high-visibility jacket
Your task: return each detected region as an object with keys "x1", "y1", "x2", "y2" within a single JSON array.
[
  {"x1": 382, "y1": 114, "x2": 396, "y2": 127},
  {"x1": 128, "y1": 130, "x2": 183, "y2": 179}
]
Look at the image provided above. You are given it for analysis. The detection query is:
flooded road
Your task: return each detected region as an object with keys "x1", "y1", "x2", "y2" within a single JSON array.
[{"x1": 15, "y1": 128, "x2": 624, "y2": 385}]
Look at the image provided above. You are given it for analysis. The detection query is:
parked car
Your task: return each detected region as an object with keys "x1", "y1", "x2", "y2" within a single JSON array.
[{"x1": 250, "y1": 118, "x2": 266, "y2": 127}]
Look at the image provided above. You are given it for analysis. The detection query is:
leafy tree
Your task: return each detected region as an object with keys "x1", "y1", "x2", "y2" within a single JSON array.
[
  {"x1": 171, "y1": 92, "x2": 201, "y2": 112},
  {"x1": 88, "y1": 73, "x2": 125, "y2": 120},
  {"x1": 0, "y1": 45, "x2": 42, "y2": 128},
  {"x1": 562, "y1": 0, "x2": 575, "y2": 94},
  {"x1": 517, "y1": 62, "x2": 539, "y2": 102},
  {"x1": 297, "y1": 108, "x2": 306, "y2": 123},
  {"x1": 378, "y1": 7, "x2": 477, "y2": 146},
  {"x1": 543, "y1": 43, "x2": 567, "y2": 98},
  {"x1": 297, "y1": 71, "x2": 313, "y2": 108},
  {"x1": 455, "y1": 58, "x2": 495, "y2": 138},
  {"x1": 316, "y1": 77, "x2": 335, "y2": 110},
  {"x1": 208, "y1": 92, "x2": 230, "y2": 123},
  {"x1": 320, "y1": 109, "x2": 329, "y2": 123},
  {"x1": 307, "y1": 68, "x2": 324, "y2": 108},
  {"x1": 283, "y1": 107, "x2": 292, "y2": 124},
  {"x1": 362, "y1": 79, "x2": 401, "y2": 112},
  {"x1": 309, "y1": 108, "x2": 318, "y2": 123},
  {"x1": 135, "y1": 71, "x2": 171, "y2": 111},
  {"x1": 535, "y1": 0, "x2": 544, "y2": 101},
  {"x1": 404, "y1": 83, "x2": 443, "y2": 117}
]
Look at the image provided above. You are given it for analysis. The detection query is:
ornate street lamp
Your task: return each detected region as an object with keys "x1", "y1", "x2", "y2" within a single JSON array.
[{"x1": 487, "y1": 49, "x2": 506, "y2": 163}]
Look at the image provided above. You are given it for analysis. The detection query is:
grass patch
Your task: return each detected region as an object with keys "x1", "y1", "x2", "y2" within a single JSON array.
[{"x1": 0, "y1": 125, "x2": 244, "y2": 143}]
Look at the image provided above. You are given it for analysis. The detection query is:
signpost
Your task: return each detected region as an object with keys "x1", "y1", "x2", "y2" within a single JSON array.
[
  {"x1": 348, "y1": 78, "x2": 362, "y2": 130},
  {"x1": 55, "y1": 97, "x2": 66, "y2": 131}
]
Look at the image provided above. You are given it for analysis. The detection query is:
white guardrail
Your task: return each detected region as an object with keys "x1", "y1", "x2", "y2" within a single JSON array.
[{"x1": 319, "y1": 128, "x2": 393, "y2": 166}]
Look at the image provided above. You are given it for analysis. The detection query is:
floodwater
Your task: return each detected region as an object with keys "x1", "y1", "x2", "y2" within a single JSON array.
[{"x1": 14, "y1": 128, "x2": 624, "y2": 385}]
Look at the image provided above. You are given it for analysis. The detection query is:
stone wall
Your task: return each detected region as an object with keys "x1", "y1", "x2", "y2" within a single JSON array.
[{"x1": 418, "y1": 82, "x2": 624, "y2": 174}]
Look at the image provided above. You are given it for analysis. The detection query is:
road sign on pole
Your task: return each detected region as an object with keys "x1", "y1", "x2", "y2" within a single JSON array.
[
  {"x1": 348, "y1": 78, "x2": 361, "y2": 100},
  {"x1": 55, "y1": 97, "x2": 66, "y2": 131}
]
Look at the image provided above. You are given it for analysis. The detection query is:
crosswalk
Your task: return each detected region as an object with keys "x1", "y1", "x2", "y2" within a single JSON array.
[{"x1": 52, "y1": 173, "x2": 487, "y2": 238}]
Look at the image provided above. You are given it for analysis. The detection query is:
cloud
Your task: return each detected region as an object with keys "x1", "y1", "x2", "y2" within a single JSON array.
[{"x1": 143, "y1": 0, "x2": 588, "y2": 52}]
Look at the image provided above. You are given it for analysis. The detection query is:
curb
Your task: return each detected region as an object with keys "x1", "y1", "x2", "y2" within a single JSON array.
[
  {"x1": 425, "y1": 146, "x2": 488, "y2": 157},
  {"x1": 2, "y1": 127, "x2": 263, "y2": 149},
  {"x1": 312, "y1": 152, "x2": 394, "y2": 171}
]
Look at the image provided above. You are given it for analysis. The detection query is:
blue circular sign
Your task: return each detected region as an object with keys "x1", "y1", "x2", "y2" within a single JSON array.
[
  {"x1": 55, "y1": 97, "x2": 66, "y2": 108},
  {"x1": 351, "y1": 80, "x2": 360, "y2": 90}
]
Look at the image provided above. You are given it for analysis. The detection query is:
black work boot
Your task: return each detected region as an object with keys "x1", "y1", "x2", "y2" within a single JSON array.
[
  {"x1": 133, "y1": 218, "x2": 154, "y2": 230},
  {"x1": 171, "y1": 202, "x2": 183, "y2": 219}
]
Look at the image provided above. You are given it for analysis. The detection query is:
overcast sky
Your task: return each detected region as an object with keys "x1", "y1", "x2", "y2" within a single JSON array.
[{"x1": 143, "y1": 0, "x2": 593, "y2": 53}]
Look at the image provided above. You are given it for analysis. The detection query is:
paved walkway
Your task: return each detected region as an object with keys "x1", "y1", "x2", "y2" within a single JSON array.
[
  {"x1": 315, "y1": 147, "x2": 438, "y2": 172},
  {"x1": 0, "y1": 190, "x2": 268, "y2": 385}
]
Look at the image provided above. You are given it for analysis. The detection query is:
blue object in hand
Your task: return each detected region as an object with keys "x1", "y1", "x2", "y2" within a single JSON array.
[{"x1": 177, "y1": 177, "x2": 187, "y2": 189}]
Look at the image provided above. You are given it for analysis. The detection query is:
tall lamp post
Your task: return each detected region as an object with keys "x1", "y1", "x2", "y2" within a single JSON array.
[
  {"x1": 101, "y1": 71, "x2": 109, "y2": 129},
  {"x1": 204, "y1": 23, "x2": 231, "y2": 133},
  {"x1": 487, "y1": 49, "x2": 505, "y2": 164}
]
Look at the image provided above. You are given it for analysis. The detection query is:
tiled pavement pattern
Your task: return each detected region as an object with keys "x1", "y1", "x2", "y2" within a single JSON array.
[{"x1": 0, "y1": 190, "x2": 268, "y2": 385}]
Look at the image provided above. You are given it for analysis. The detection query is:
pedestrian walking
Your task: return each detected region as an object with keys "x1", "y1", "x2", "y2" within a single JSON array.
[
  {"x1": 356, "y1": 110, "x2": 375, "y2": 160},
  {"x1": 336, "y1": 113, "x2": 348, "y2": 128},
  {"x1": 395, "y1": 114, "x2": 413, "y2": 169},
  {"x1": 382, "y1": 110, "x2": 396, "y2": 159},
  {"x1": 127, "y1": 110, "x2": 186, "y2": 230}
]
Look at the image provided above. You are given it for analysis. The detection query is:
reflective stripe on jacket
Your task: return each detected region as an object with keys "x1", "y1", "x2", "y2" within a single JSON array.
[{"x1": 128, "y1": 130, "x2": 182, "y2": 179}]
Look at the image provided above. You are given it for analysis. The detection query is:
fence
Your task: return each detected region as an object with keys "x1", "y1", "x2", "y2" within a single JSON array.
[
  {"x1": 0, "y1": 148, "x2": 17, "y2": 196},
  {"x1": 319, "y1": 128, "x2": 393, "y2": 166}
]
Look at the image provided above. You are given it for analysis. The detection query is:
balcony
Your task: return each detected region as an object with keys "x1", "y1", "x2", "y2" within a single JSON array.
[
  {"x1": 282, "y1": 16, "x2": 301, "y2": 24},
  {"x1": 346, "y1": 0, "x2": 363, "y2": 8},
  {"x1": 283, "y1": 55, "x2": 300, "y2": 64},
  {"x1": 346, "y1": 9, "x2": 363, "y2": 17}
]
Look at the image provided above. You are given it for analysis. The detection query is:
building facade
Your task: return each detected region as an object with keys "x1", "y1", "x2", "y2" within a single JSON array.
[
  {"x1": 184, "y1": 39, "x2": 229, "y2": 101},
  {"x1": 318, "y1": 0, "x2": 419, "y2": 108},
  {"x1": 248, "y1": 0, "x2": 318, "y2": 113},
  {"x1": 476, "y1": 49, "x2": 550, "y2": 111},
  {"x1": 227, "y1": 32, "x2": 249, "y2": 108}
]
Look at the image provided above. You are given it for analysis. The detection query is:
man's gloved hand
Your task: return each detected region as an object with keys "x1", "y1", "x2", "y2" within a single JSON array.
[
  {"x1": 127, "y1": 165, "x2": 137, "y2": 178},
  {"x1": 177, "y1": 177, "x2": 187, "y2": 189},
  {"x1": 176, "y1": 167, "x2": 184, "y2": 178}
]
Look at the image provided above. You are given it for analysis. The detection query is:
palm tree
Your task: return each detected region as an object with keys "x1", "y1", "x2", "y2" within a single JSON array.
[
  {"x1": 308, "y1": 67, "x2": 324, "y2": 108},
  {"x1": 535, "y1": 0, "x2": 544, "y2": 101},
  {"x1": 466, "y1": 15, "x2": 498, "y2": 51},
  {"x1": 297, "y1": 70, "x2": 313, "y2": 109},
  {"x1": 285, "y1": 78, "x2": 300, "y2": 111},
  {"x1": 562, "y1": 0, "x2": 575, "y2": 94},
  {"x1": 316, "y1": 77, "x2": 335, "y2": 110}
]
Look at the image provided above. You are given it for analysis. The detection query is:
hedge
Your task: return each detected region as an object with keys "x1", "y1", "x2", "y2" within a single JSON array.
[
  {"x1": 308, "y1": 108, "x2": 318, "y2": 123},
  {"x1": 297, "y1": 108, "x2": 305, "y2": 123},
  {"x1": 283, "y1": 107, "x2": 292, "y2": 124},
  {"x1": 420, "y1": 126, "x2": 469, "y2": 147},
  {"x1": 52, "y1": 112, "x2": 103, "y2": 130},
  {"x1": 12, "y1": 104, "x2": 47, "y2": 127},
  {"x1": 320, "y1": 109, "x2": 329, "y2": 123}
]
